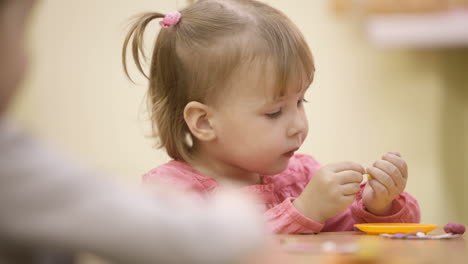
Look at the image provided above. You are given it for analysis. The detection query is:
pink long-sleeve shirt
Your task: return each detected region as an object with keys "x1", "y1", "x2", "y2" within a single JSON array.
[{"x1": 143, "y1": 154, "x2": 421, "y2": 234}]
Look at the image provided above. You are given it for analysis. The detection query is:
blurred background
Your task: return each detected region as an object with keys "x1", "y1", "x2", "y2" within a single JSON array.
[{"x1": 8, "y1": 0, "x2": 467, "y2": 228}]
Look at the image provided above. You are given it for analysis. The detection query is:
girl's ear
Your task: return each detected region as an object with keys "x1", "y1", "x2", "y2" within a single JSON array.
[{"x1": 184, "y1": 101, "x2": 216, "y2": 142}]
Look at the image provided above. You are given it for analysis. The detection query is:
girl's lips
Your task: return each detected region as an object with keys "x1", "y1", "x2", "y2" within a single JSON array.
[{"x1": 283, "y1": 149, "x2": 298, "y2": 157}]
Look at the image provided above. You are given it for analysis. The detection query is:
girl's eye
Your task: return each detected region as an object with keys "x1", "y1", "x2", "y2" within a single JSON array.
[
  {"x1": 265, "y1": 109, "x2": 282, "y2": 118},
  {"x1": 298, "y1": 98, "x2": 308, "y2": 106}
]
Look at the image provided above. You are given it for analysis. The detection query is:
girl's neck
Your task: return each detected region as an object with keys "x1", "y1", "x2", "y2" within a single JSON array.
[{"x1": 187, "y1": 151, "x2": 261, "y2": 187}]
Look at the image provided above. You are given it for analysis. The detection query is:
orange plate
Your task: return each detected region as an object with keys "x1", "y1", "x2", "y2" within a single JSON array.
[{"x1": 354, "y1": 223, "x2": 439, "y2": 234}]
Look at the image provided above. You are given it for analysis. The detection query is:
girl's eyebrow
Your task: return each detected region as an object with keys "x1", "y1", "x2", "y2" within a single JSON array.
[
  {"x1": 266, "y1": 90, "x2": 305, "y2": 104},
  {"x1": 257, "y1": 100, "x2": 283, "y2": 112},
  {"x1": 263, "y1": 98, "x2": 285, "y2": 106}
]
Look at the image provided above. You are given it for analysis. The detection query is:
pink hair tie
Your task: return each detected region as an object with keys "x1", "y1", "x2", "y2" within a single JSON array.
[{"x1": 159, "y1": 11, "x2": 182, "y2": 28}]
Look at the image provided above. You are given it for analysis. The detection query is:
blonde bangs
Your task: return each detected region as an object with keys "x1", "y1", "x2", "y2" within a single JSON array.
[
  {"x1": 257, "y1": 15, "x2": 315, "y2": 98},
  {"x1": 177, "y1": 23, "x2": 315, "y2": 105}
]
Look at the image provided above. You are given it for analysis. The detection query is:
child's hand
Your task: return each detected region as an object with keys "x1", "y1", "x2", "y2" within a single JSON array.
[
  {"x1": 363, "y1": 152, "x2": 408, "y2": 216},
  {"x1": 293, "y1": 162, "x2": 365, "y2": 223}
]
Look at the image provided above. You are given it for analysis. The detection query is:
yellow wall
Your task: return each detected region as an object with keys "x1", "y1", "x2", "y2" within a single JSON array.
[
  {"x1": 10, "y1": 0, "x2": 468, "y2": 226},
  {"x1": 440, "y1": 50, "x2": 468, "y2": 224}
]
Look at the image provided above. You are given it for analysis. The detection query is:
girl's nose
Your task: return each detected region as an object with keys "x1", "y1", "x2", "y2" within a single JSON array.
[{"x1": 287, "y1": 113, "x2": 307, "y2": 139}]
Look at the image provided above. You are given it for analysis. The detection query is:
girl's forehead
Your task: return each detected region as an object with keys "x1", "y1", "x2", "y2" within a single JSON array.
[{"x1": 233, "y1": 63, "x2": 309, "y2": 100}]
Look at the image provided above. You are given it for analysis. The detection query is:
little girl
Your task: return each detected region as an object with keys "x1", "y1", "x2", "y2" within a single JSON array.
[{"x1": 123, "y1": 0, "x2": 420, "y2": 234}]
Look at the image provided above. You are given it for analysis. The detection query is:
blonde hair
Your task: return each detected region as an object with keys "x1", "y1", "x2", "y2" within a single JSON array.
[{"x1": 122, "y1": 0, "x2": 315, "y2": 162}]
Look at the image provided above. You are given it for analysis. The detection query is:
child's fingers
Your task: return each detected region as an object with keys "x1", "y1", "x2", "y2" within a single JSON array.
[
  {"x1": 336, "y1": 171, "x2": 364, "y2": 184},
  {"x1": 382, "y1": 153, "x2": 408, "y2": 179},
  {"x1": 386, "y1": 151, "x2": 401, "y2": 157},
  {"x1": 340, "y1": 182, "x2": 361, "y2": 196},
  {"x1": 328, "y1": 161, "x2": 366, "y2": 174},
  {"x1": 372, "y1": 159, "x2": 403, "y2": 186},
  {"x1": 367, "y1": 177, "x2": 390, "y2": 197},
  {"x1": 366, "y1": 166, "x2": 394, "y2": 193}
]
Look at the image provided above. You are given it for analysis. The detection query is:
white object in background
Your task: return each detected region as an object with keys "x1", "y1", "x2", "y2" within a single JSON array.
[{"x1": 367, "y1": 10, "x2": 468, "y2": 48}]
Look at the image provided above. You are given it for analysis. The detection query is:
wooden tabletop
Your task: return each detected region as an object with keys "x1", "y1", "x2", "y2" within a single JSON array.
[
  {"x1": 77, "y1": 229, "x2": 466, "y2": 264},
  {"x1": 274, "y1": 229, "x2": 467, "y2": 264}
]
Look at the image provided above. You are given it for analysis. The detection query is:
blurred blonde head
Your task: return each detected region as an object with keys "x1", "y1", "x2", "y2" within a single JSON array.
[
  {"x1": 122, "y1": 0, "x2": 314, "y2": 162},
  {"x1": 0, "y1": 0, "x2": 34, "y2": 115}
]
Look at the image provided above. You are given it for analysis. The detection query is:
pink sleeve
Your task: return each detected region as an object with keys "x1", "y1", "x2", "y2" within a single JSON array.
[
  {"x1": 142, "y1": 165, "x2": 211, "y2": 195},
  {"x1": 323, "y1": 184, "x2": 421, "y2": 231},
  {"x1": 350, "y1": 185, "x2": 421, "y2": 224},
  {"x1": 263, "y1": 154, "x2": 324, "y2": 234},
  {"x1": 264, "y1": 197, "x2": 324, "y2": 234}
]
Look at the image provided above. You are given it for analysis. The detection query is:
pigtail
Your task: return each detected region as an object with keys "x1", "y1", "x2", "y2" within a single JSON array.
[
  {"x1": 122, "y1": 11, "x2": 189, "y2": 161},
  {"x1": 122, "y1": 12, "x2": 165, "y2": 82}
]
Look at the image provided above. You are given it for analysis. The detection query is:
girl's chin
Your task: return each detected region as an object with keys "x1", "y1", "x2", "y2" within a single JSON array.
[{"x1": 259, "y1": 160, "x2": 290, "y2": 175}]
